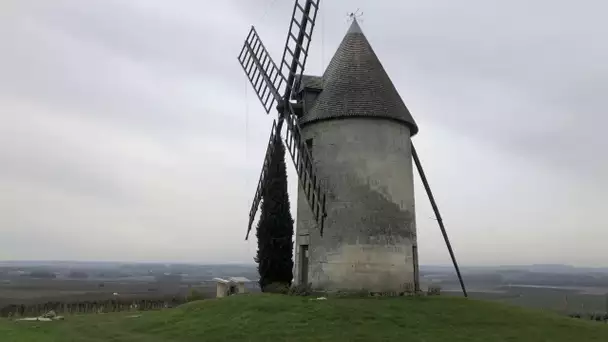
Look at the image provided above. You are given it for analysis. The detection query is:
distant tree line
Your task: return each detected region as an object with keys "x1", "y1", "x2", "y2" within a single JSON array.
[
  {"x1": 568, "y1": 312, "x2": 608, "y2": 323},
  {"x1": 68, "y1": 271, "x2": 89, "y2": 279}
]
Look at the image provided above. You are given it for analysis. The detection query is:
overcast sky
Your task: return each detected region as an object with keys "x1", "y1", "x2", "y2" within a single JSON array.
[{"x1": 1, "y1": 0, "x2": 606, "y2": 266}]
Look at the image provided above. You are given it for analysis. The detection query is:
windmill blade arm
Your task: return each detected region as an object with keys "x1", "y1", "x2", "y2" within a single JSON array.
[
  {"x1": 282, "y1": 107, "x2": 328, "y2": 235},
  {"x1": 238, "y1": 27, "x2": 287, "y2": 114},
  {"x1": 280, "y1": 0, "x2": 320, "y2": 100},
  {"x1": 246, "y1": 120, "x2": 279, "y2": 240}
]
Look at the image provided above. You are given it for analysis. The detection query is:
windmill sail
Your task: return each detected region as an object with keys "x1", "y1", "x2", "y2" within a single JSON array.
[
  {"x1": 280, "y1": 0, "x2": 319, "y2": 98},
  {"x1": 246, "y1": 120, "x2": 279, "y2": 240},
  {"x1": 283, "y1": 106, "x2": 327, "y2": 234},
  {"x1": 237, "y1": 0, "x2": 328, "y2": 238},
  {"x1": 238, "y1": 27, "x2": 286, "y2": 113}
]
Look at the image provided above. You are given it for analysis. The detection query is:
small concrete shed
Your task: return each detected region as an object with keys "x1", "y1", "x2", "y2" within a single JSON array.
[{"x1": 213, "y1": 277, "x2": 251, "y2": 298}]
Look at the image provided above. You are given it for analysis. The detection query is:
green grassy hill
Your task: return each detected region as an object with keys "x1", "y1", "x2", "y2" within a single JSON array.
[{"x1": 1, "y1": 294, "x2": 607, "y2": 341}]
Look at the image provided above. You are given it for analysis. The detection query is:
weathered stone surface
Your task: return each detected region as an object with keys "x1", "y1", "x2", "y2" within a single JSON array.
[
  {"x1": 292, "y1": 19, "x2": 419, "y2": 293},
  {"x1": 294, "y1": 118, "x2": 417, "y2": 292}
]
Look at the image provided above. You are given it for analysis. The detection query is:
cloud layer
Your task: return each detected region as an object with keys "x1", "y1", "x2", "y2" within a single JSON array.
[{"x1": 1, "y1": 0, "x2": 606, "y2": 266}]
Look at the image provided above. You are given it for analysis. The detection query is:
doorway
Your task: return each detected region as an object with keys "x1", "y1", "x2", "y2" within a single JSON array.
[
  {"x1": 412, "y1": 245, "x2": 420, "y2": 292},
  {"x1": 228, "y1": 284, "x2": 237, "y2": 296},
  {"x1": 300, "y1": 245, "x2": 309, "y2": 285}
]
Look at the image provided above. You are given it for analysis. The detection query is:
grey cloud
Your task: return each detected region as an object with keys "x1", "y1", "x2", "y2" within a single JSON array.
[
  {"x1": 31, "y1": 0, "x2": 243, "y2": 77},
  {"x1": 2, "y1": 1, "x2": 253, "y2": 139},
  {"x1": 359, "y1": 0, "x2": 608, "y2": 178}
]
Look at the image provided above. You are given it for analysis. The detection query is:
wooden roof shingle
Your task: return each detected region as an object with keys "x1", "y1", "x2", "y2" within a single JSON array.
[{"x1": 299, "y1": 19, "x2": 418, "y2": 136}]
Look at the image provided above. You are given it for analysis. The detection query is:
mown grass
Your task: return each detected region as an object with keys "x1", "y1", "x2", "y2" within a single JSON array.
[{"x1": 1, "y1": 294, "x2": 607, "y2": 341}]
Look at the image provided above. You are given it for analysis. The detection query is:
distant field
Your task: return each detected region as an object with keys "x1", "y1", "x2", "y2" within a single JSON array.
[
  {"x1": 0, "y1": 278, "x2": 217, "y2": 308},
  {"x1": 444, "y1": 285, "x2": 608, "y2": 313},
  {"x1": 1, "y1": 294, "x2": 608, "y2": 341},
  {"x1": 3, "y1": 277, "x2": 606, "y2": 315},
  {"x1": 3, "y1": 262, "x2": 607, "y2": 318}
]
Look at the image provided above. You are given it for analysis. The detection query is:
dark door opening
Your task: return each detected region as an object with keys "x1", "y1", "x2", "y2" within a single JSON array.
[
  {"x1": 228, "y1": 284, "x2": 237, "y2": 296},
  {"x1": 413, "y1": 245, "x2": 420, "y2": 292},
  {"x1": 300, "y1": 245, "x2": 309, "y2": 285}
]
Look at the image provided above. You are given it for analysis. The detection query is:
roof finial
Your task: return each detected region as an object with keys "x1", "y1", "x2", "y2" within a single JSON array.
[
  {"x1": 347, "y1": 8, "x2": 363, "y2": 23},
  {"x1": 346, "y1": 9, "x2": 363, "y2": 34}
]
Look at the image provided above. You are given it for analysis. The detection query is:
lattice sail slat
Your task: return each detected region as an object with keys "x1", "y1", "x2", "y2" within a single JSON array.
[
  {"x1": 283, "y1": 108, "x2": 327, "y2": 235},
  {"x1": 238, "y1": 27, "x2": 286, "y2": 113},
  {"x1": 280, "y1": 0, "x2": 320, "y2": 98},
  {"x1": 246, "y1": 120, "x2": 279, "y2": 240}
]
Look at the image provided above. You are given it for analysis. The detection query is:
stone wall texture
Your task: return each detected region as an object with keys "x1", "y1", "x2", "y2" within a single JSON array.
[{"x1": 294, "y1": 117, "x2": 418, "y2": 292}]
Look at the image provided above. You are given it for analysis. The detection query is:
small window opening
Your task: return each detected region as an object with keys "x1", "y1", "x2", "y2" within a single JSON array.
[{"x1": 305, "y1": 138, "x2": 313, "y2": 159}]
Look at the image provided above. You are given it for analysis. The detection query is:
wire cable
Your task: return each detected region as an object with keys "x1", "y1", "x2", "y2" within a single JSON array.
[
  {"x1": 321, "y1": 2, "x2": 325, "y2": 71},
  {"x1": 260, "y1": 0, "x2": 280, "y2": 22}
]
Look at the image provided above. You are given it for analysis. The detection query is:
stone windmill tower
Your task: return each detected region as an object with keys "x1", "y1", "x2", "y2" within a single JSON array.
[
  {"x1": 238, "y1": 1, "x2": 467, "y2": 295},
  {"x1": 292, "y1": 18, "x2": 420, "y2": 292}
]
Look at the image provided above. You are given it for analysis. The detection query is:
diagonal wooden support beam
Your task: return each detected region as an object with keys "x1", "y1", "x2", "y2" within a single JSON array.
[{"x1": 411, "y1": 142, "x2": 468, "y2": 298}]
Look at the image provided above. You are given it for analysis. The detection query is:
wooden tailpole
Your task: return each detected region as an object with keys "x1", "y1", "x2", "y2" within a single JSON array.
[{"x1": 411, "y1": 142, "x2": 468, "y2": 298}]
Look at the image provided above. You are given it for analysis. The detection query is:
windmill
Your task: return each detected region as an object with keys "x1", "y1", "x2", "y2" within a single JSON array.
[
  {"x1": 238, "y1": 0, "x2": 326, "y2": 241},
  {"x1": 237, "y1": 1, "x2": 467, "y2": 297}
]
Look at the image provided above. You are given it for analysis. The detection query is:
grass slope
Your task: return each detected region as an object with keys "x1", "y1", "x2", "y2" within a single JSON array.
[{"x1": 1, "y1": 294, "x2": 607, "y2": 342}]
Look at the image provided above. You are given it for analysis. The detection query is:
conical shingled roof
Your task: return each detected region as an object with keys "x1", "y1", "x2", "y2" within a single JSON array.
[{"x1": 299, "y1": 19, "x2": 418, "y2": 136}]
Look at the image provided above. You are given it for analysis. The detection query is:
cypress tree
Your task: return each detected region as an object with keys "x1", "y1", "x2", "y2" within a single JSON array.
[{"x1": 255, "y1": 135, "x2": 294, "y2": 291}]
